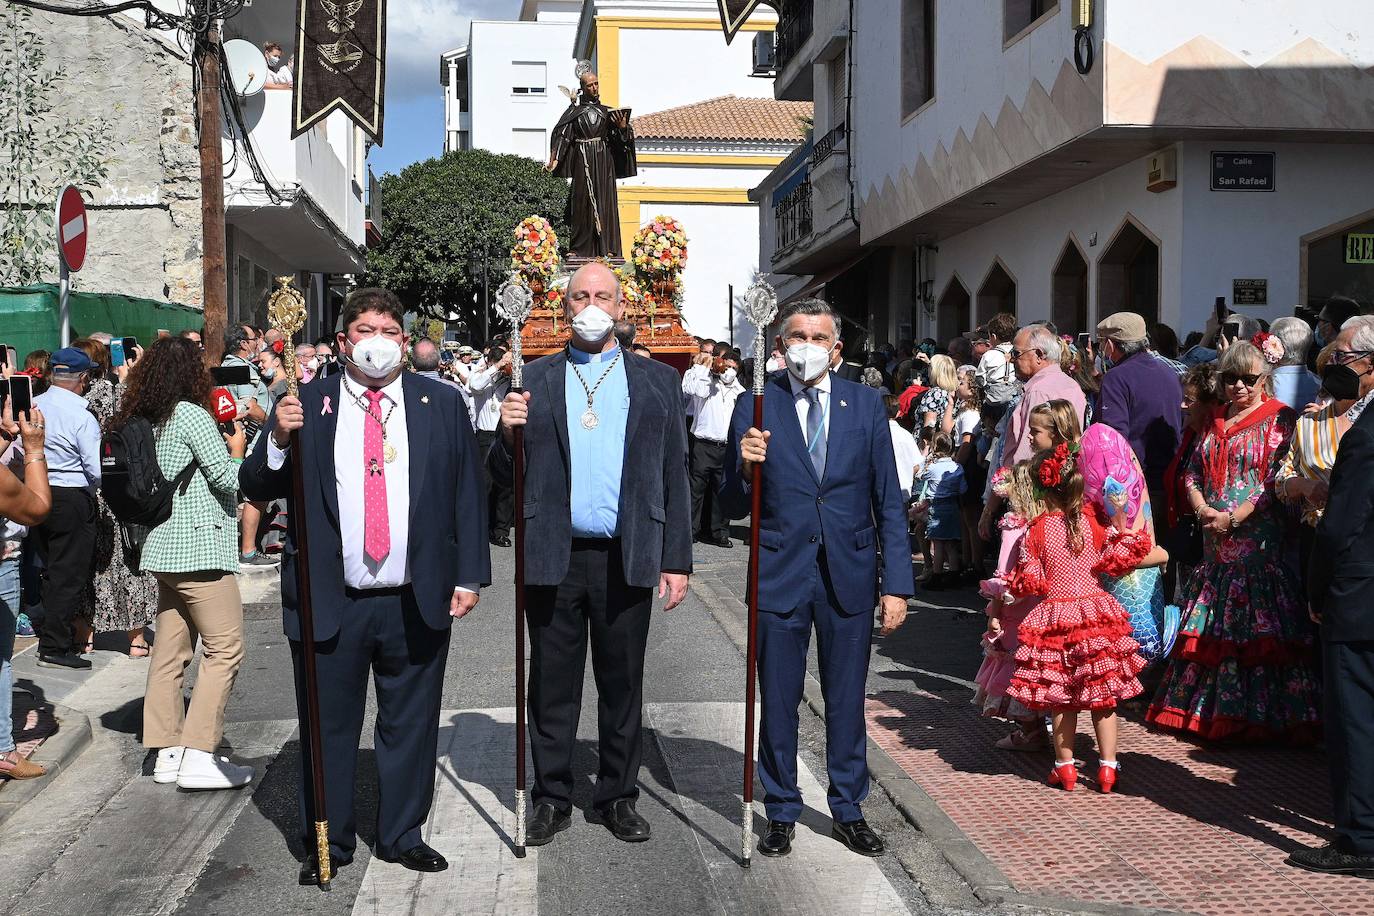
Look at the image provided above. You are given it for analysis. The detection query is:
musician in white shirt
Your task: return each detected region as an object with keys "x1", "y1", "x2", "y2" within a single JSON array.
[{"x1": 681, "y1": 348, "x2": 744, "y2": 547}]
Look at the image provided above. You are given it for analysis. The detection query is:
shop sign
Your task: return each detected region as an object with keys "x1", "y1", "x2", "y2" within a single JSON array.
[
  {"x1": 1232, "y1": 278, "x2": 1267, "y2": 306},
  {"x1": 1345, "y1": 233, "x2": 1374, "y2": 264},
  {"x1": 1210, "y1": 152, "x2": 1275, "y2": 191}
]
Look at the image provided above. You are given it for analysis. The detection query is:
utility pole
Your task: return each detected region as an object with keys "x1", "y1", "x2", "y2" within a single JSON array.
[{"x1": 197, "y1": 20, "x2": 228, "y2": 364}]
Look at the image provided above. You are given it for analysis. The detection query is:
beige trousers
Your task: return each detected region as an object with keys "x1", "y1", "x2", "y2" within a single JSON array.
[{"x1": 142, "y1": 571, "x2": 245, "y2": 753}]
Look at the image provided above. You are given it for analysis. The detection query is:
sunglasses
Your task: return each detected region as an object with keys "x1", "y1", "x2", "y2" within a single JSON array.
[
  {"x1": 1221, "y1": 372, "x2": 1262, "y2": 387},
  {"x1": 1010, "y1": 348, "x2": 1041, "y2": 359}
]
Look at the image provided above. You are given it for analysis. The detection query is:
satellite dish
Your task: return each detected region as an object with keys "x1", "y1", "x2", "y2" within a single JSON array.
[{"x1": 224, "y1": 39, "x2": 268, "y2": 97}]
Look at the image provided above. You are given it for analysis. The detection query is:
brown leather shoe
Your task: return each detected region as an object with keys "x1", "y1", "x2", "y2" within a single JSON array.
[{"x1": 0, "y1": 750, "x2": 46, "y2": 780}]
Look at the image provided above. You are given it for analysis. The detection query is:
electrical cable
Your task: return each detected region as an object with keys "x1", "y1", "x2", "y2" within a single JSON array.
[{"x1": 1074, "y1": 26, "x2": 1094, "y2": 75}]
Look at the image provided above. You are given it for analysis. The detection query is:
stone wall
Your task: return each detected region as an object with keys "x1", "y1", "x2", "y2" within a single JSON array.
[{"x1": 31, "y1": 11, "x2": 203, "y2": 308}]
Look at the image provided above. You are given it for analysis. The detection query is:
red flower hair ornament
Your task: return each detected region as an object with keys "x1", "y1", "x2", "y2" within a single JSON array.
[
  {"x1": 272, "y1": 339, "x2": 285, "y2": 355},
  {"x1": 1037, "y1": 442, "x2": 1078, "y2": 489}
]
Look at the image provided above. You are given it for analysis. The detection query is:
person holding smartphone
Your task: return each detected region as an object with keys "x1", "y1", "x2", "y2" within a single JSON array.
[{"x1": 0, "y1": 397, "x2": 50, "y2": 779}]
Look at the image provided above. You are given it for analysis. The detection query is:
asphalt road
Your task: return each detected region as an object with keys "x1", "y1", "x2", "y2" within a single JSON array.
[{"x1": 4, "y1": 541, "x2": 998, "y2": 916}]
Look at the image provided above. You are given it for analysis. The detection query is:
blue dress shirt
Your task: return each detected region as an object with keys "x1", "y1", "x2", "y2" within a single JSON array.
[
  {"x1": 1271, "y1": 364, "x2": 1321, "y2": 412},
  {"x1": 566, "y1": 344, "x2": 629, "y2": 538}
]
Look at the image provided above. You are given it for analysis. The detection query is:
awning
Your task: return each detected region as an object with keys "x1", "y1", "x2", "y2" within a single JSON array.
[
  {"x1": 715, "y1": 1, "x2": 776, "y2": 44},
  {"x1": 780, "y1": 252, "x2": 869, "y2": 306}
]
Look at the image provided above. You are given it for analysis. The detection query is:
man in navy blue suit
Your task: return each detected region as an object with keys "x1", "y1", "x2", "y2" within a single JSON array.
[
  {"x1": 241, "y1": 288, "x2": 490, "y2": 883},
  {"x1": 720, "y1": 298, "x2": 913, "y2": 859}
]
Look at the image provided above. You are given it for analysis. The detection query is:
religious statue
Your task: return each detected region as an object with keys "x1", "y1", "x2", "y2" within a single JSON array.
[{"x1": 546, "y1": 62, "x2": 638, "y2": 259}]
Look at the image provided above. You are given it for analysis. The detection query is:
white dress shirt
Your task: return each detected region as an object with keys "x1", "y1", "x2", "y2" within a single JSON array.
[
  {"x1": 889, "y1": 419, "x2": 922, "y2": 501},
  {"x1": 34, "y1": 384, "x2": 101, "y2": 490},
  {"x1": 267, "y1": 373, "x2": 476, "y2": 594},
  {"x1": 465, "y1": 360, "x2": 509, "y2": 433},
  {"x1": 787, "y1": 371, "x2": 832, "y2": 443},
  {"x1": 449, "y1": 361, "x2": 477, "y2": 428},
  {"x1": 681, "y1": 366, "x2": 744, "y2": 443}
]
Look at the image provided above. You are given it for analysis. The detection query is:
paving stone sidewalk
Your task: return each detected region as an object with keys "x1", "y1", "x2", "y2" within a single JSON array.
[{"x1": 691, "y1": 535, "x2": 1374, "y2": 916}]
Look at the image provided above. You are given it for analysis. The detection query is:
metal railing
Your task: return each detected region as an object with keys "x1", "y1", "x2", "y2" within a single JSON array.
[
  {"x1": 366, "y1": 167, "x2": 382, "y2": 235},
  {"x1": 810, "y1": 122, "x2": 846, "y2": 168},
  {"x1": 775, "y1": 0, "x2": 813, "y2": 72},
  {"x1": 775, "y1": 180, "x2": 813, "y2": 252}
]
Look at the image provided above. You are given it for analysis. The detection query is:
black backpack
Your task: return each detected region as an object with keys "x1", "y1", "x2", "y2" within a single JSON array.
[{"x1": 100, "y1": 417, "x2": 196, "y2": 569}]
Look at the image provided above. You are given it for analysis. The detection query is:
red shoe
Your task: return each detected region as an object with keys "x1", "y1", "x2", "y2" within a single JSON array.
[
  {"x1": 1048, "y1": 760, "x2": 1078, "y2": 791},
  {"x1": 1097, "y1": 763, "x2": 1118, "y2": 794}
]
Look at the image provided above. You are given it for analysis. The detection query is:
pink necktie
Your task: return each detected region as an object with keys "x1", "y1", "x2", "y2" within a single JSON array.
[{"x1": 363, "y1": 389, "x2": 390, "y2": 564}]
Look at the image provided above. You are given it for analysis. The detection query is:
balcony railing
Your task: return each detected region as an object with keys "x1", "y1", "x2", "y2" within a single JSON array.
[
  {"x1": 366, "y1": 167, "x2": 382, "y2": 236},
  {"x1": 775, "y1": 180, "x2": 813, "y2": 251},
  {"x1": 774, "y1": 0, "x2": 813, "y2": 72},
  {"x1": 810, "y1": 122, "x2": 846, "y2": 168}
]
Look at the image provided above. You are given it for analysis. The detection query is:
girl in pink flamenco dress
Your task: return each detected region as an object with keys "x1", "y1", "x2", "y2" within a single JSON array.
[
  {"x1": 1006, "y1": 445, "x2": 1149, "y2": 794},
  {"x1": 973, "y1": 464, "x2": 1047, "y2": 750}
]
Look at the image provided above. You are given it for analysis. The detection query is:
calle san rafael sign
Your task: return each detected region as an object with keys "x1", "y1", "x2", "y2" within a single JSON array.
[{"x1": 1210, "y1": 151, "x2": 1275, "y2": 192}]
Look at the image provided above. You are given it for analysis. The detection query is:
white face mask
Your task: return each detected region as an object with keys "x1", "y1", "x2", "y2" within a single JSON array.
[
  {"x1": 785, "y1": 342, "x2": 834, "y2": 384},
  {"x1": 347, "y1": 335, "x2": 403, "y2": 379},
  {"x1": 719, "y1": 368, "x2": 738, "y2": 387},
  {"x1": 570, "y1": 303, "x2": 615, "y2": 345}
]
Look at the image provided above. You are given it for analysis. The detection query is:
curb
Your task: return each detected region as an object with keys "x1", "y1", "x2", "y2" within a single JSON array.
[
  {"x1": 690, "y1": 573, "x2": 1195, "y2": 916},
  {"x1": 0, "y1": 703, "x2": 94, "y2": 830}
]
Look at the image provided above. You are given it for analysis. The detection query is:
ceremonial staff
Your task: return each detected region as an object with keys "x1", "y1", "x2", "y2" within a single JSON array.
[
  {"x1": 495, "y1": 277, "x2": 536, "y2": 857},
  {"x1": 268, "y1": 278, "x2": 332, "y2": 891},
  {"x1": 739, "y1": 279, "x2": 778, "y2": 869}
]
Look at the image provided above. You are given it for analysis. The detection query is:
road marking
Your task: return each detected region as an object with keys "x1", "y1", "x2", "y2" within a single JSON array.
[
  {"x1": 647, "y1": 702, "x2": 910, "y2": 915},
  {"x1": 351, "y1": 707, "x2": 537, "y2": 916}
]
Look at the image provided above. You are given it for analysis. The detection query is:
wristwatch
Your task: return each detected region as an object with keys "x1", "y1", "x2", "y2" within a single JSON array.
[{"x1": 1228, "y1": 511, "x2": 1241, "y2": 531}]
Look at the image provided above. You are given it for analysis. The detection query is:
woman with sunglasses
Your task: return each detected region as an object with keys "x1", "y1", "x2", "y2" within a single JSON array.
[{"x1": 1148, "y1": 341, "x2": 1320, "y2": 742}]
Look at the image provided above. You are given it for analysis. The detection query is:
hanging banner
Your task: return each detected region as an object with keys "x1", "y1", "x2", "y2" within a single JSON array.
[
  {"x1": 293, "y1": 0, "x2": 387, "y2": 143},
  {"x1": 716, "y1": 0, "x2": 776, "y2": 44}
]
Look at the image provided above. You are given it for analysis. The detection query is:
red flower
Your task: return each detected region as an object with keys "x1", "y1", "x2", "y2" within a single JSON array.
[{"x1": 272, "y1": 339, "x2": 285, "y2": 355}]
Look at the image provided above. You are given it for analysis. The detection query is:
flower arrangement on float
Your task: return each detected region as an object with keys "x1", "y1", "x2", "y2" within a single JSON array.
[
  {"x1": 510, "y1": 215, "x2": 562, "y2": 296},
  {"x1": 631, "y1": 215, "x2": 688, "y2": 308}
]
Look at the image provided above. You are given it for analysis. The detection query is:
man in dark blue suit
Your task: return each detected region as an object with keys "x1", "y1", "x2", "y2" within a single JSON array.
[
  {"x1": 240, "y1": 289, "x2": 490, "y2": 882},
  {"x1": 1289, "y1": 317, "x2": 1374, "y2": 879},
  {"x1": 721, "y1": 298, "x2": 913, "y2": 859},
  {"x1": 493, "y1": 262, "x2": 692, "y2": 846}
]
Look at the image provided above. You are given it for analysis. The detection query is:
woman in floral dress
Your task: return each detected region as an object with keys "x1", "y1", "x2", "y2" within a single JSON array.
[
  {"x1": 1147, "y1": 341, "x2": 1320, "y2": 742},
  {"x1": 74, "y1": 339, "x2": 159, "y2": 656}
]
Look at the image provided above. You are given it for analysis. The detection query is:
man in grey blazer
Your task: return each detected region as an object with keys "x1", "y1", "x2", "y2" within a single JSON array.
[{"x1": 492, "y1": 262, "x2": 692, "y2": 846}]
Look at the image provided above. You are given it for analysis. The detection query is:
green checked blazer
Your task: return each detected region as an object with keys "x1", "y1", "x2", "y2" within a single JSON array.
[{"x1": 140, "y1": 401, "x2": 241, "y2": 575}]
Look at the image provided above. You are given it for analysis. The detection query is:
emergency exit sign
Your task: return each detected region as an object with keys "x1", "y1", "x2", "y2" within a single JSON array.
[{"x1": 1346, "y1": 233, "x2": 1374, "y2": 264}]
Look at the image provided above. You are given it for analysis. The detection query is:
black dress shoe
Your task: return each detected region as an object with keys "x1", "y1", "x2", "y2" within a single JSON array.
[
  {"x1": 832, "y1": 818, "x2": 885, "y2": 857},
  {"x1": 1287, "y1": 843, "x2": 1374, "y2": 878},
  {"x1": 490, "y1": 535, "x2": 512, "y2": 548},
  {"x1": 525, "y1": 802, "x2": 571, "y2": 846},
  {"x1": 708, "y1": 536, "x2": 733, "y2": 548},
  {"x1": 600, "y1": 799, "x2": 651, "y2": 842},
  {"x1": 382, "y1": 842, "x2": 448, "y2": 873},
  {"x1": 298, "y1": 853, "x2": 349, "y2": 885},
  {"x1": 757, "y1": 820, "x2": 795, "y2": 857},
  {"x1": 36, "y1": 652, "x2": 92, "y2": 670}
]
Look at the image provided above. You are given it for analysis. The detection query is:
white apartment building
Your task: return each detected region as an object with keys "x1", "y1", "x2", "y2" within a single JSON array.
[
  {"x1": 441, "y1": 1, "x2": 582, "y2": 161},
  {"x1": 754, "y1": 0, "x2": 1374, "y2": 349}
]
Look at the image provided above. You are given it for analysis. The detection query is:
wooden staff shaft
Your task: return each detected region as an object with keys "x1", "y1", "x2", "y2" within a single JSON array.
[
  {"x1": 288, "y1": 426, "x2": 331, "y2": 890},
  {"x1": 741, "y1": 392, "x2": 765, "y2": 868}
]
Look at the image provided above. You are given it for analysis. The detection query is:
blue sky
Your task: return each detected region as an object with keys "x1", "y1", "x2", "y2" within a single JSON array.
[{"x1": 368, "y1": 0, "x2": 521, "y2": 177}]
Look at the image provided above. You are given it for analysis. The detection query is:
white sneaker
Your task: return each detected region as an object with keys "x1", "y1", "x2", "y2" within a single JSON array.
[
  {"x1": 175, "y1": 747, "x2": 254, "y2": 790},
  {"x1": 153, "y1": 746, "x2": 185, "y2": 784}
]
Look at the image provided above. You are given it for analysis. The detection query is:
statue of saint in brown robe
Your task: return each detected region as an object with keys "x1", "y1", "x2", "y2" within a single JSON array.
[{"x1": 547, "y1": 72, "x2": 637, "y2": 258}]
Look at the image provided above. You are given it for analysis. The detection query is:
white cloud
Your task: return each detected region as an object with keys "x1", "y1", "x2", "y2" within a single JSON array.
[{"x1": 386, "y1": 0, "x2": 520, "y2": 103}]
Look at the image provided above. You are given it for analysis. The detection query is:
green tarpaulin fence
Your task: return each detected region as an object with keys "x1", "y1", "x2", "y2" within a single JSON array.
[{"x1": 0, "y1": 284, "x2": 203, "y2": 358}]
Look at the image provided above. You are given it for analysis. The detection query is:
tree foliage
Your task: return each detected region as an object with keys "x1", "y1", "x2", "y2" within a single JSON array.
[
  {"x1": 364, "y1": 149, "x2": 569, "y2": 330},
  {"x1": 0, "y1": 5, "x2": 111, "y2": 286}
]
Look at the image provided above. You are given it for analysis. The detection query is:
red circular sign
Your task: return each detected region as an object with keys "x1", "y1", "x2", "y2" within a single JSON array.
[{"x1": 56, "y1": 184, "x2": 87, "y2": 273}]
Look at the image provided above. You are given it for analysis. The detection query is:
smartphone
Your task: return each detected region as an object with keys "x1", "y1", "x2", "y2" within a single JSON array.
[
  {"x1": 8, "y1": 374, "x2": 32, "y2": 420},
  {"x1": 1222, "y1": 320, "x2": 1242, "y2": 342},
  {"x1": 2, "y1": 346, "x2": 14, "y2": 369},
  {"x1": 1214, "y1": 296, "x2": 1227, "y2": 324},
  {"x1": 1076, "y1": 332, "x2": 1091, "y2": 349},
  {"x1": 110, "y1": 339, "x2": 126, "y2": 368},
  {"x1": 121, "y1": 336, "x2": 137, "y2": 357},
  {"x1": 0, "y1": 344, "x2": 7, "y2": 368},
  {"x1": 210, "y1": 365, "x2": 253, "y2": 386}
]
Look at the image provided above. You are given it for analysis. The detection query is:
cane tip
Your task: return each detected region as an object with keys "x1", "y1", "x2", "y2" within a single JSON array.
[
  {"x1": 514, "y1": 846, "x2": 527, "y2": 859},
  {"x1": 319, "y1": 880, "x2": 332, "y2": 892},
  {"x1": 740, "y1": 856, "x2": 751, "y2": 869}
]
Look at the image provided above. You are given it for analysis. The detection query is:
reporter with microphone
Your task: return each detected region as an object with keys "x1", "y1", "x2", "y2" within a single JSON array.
[{"x1": 112, "y1": 337, "x2": 256, "y2": 790}]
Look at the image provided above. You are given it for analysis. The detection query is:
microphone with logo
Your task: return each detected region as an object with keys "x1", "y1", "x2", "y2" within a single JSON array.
[{"x1": 210, "y1": 387, "x2": 239, "y2": 438}]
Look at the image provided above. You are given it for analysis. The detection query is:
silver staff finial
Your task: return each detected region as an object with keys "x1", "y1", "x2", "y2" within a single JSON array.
[
  {"x1": 496, "y1": 275, "x2": 536, "y2": 389},
  {"x1": 742, "y1": 278, "x2": 778, "y2": 394}
]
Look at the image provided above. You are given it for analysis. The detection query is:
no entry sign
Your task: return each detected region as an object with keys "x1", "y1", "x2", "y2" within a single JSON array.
[{"x1": 56, "y1": 184, "x2": 87, "y2": 272}]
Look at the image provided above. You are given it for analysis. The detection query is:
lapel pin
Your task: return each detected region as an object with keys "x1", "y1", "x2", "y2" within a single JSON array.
[
  {"x1": 421, "y1": 395, "x2": 430, "y2": 404},
  {"x1": 839, "y1": 399, "x2": 847, "y2": 408},
  {"x1": 321, "y1": 396, "x2": 333, "y2": 415}
]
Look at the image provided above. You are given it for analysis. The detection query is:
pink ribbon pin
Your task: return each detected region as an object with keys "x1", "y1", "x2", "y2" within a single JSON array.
[{"x1": 321, "y1": 396, "x2": 333, "y2": 415}]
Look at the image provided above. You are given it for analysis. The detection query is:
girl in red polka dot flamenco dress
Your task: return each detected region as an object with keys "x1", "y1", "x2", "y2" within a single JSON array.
[{"x1": 1006, "y1": 443, "x2": 1150, "y2": 794}]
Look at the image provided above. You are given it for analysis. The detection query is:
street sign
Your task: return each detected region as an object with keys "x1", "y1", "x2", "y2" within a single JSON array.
[
  {"x1": 1345, "y1": 233, "x2": 1374, "y2": 264},
  {"x1": 1232, "y1": 278, "x2": 1267, "y2": 306},
  {"x1": 1210, "y1": 152, "x2": 1275, "y2": 191},
  {"x1": 56, "y1": 184, "x2": 87, "y2": 272}
]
